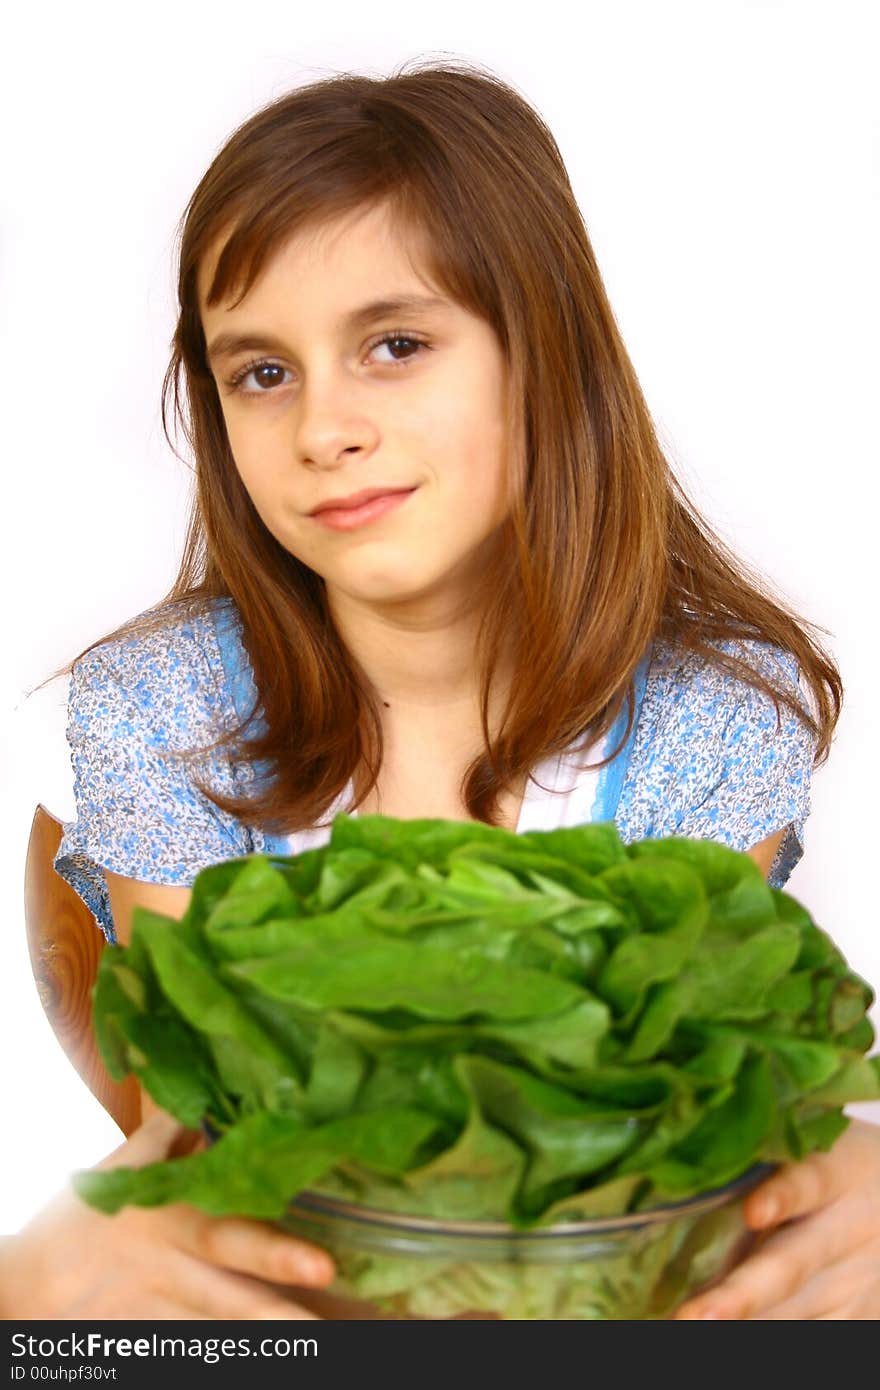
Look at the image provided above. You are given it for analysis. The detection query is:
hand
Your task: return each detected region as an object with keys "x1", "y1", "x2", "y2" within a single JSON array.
[
  {"x1": 674, "y1": 1119, "x2": 880, "y2": 1319},
  {"x1": 0, "y1": 1111, "x2": 336, "y2": 1320}
]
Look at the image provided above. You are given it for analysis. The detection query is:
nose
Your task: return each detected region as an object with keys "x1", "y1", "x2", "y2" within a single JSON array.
[{"x1": 293, "y1": 368, "x2": 380, "y2": 471}]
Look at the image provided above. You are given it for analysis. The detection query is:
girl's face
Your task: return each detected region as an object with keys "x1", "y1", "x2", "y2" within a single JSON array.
[{"x1": 199, "y1": 202, "x2": 512, "y2": 614}]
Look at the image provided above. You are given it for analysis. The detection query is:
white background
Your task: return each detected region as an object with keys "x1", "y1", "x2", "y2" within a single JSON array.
[{"x1": 1, "y1": 0, "x2": 877, "y2": 1233}]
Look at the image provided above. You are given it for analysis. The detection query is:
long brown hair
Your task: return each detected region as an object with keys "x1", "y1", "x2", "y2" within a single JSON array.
[{"x1": 67, "y1": 56, "x2": 842, "y2": 835}]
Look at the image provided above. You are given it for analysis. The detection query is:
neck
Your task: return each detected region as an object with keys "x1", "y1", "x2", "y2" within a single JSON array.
[{"x1": 325, "y1": 584, "x2": 512, "y2": 716}]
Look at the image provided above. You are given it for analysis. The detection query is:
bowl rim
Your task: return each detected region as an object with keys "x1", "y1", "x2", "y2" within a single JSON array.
[{"x1": 286, "y1": 1162, "x2": 775, "y2": 1238}]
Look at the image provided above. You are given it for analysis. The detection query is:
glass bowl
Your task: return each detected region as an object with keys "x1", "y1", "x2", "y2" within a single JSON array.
[{"x1": 274, "y1": 1165, "x2": 771, "y2": 1320}]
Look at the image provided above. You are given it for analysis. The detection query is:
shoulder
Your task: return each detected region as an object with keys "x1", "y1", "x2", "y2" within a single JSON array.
[
  {"x1": 57, "y1": 599, "x2": 254, "y2": 923},
  {"x1": 71, "y1": 597, "x2": 229, "y2": 690},
  {"x1": 642, "y1": 633, "x2": 803, "y2": 716},
  {"x1": 69, "y1": 598, "x2": 238, "y2": 749},
  {"x1": 619, "y1": 633, "x2": 818, "y2": 849},
  {"x1": 635, "y1": 634, "x2": 808, "y2": 760}
]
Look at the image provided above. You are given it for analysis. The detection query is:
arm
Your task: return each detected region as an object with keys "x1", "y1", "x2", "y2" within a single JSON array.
[
  {"x1": 45, "y1": 635, "x2": 338, "y2": 1314},
  {"x1": 56, "y1": 633, "x2": 248, "y2": 1114},
  {"x1": 0, "y1": 1112, "x2": 333, "y2": 1319},
  {"x1": 105, "y1": 872, "x2": 192, "y2": 947},
  {"x1": 659, "y1": 639, "x2": 817, "y2": 892},
  {"x1": 743, "y1": 826, "x2": 788, "y2": 879}
]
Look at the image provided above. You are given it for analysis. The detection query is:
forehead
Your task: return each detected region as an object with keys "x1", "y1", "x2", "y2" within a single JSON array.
[{"x1": 197, "y1": 201, "x2": 439, "y2": 316}]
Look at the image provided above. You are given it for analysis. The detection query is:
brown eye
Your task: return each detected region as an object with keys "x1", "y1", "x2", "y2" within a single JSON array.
[
  {"x1": 251, "y1": 364, "x2": 286, "y2": 388},
  {"x1": 228, "y1": 360, "x2": 293, "y2": 395},
  {"x1": 370, "y1": 333, "x2": 428, "y2": 365}
]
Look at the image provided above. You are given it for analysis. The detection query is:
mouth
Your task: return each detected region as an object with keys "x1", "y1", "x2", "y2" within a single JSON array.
[
  {"x1": 309, "y1": 487, "x2": 419, "y2": 532},
  {"x1": 309, "y1": 485, "x2": 416, "y2": 516}
]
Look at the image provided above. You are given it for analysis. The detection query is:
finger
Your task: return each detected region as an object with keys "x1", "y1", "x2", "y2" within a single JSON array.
[
  {"x1": 757, "y1": 1245, "x2": 880, "y2": 1321},
  {"x1": 97, "y1": 1112, "x2": 188, "y2": 1171},
  {"x1": 674, "y1": 1197, "x2": 861, "y2": 1319},
  {"x1": 742, "y1": 1124, "x2": 877, "y2": 1230},
  {"x1": 181, "y1": 1212, "x2": 336, "y2": 1289},
  {"x1": 166, "y1": 1252, "x2": 322, "y2": 1320},
  {"x1": 743, "y1": 1155, "x2": 843, "y2": 1230}
]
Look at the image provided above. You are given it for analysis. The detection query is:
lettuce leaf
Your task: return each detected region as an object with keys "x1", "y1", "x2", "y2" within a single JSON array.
[{"x1": 76, "y1": 816, "x2": 879, "y2": 1248}]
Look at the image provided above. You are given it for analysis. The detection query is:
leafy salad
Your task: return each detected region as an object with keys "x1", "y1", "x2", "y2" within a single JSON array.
[{"x1": 74, "y1": 815, "x2": 880, "y2": 1317}]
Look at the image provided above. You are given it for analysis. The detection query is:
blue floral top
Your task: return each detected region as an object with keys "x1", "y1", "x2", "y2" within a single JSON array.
[{"x1": 55, "y1": 598, "x2": 819, "y2": 943}]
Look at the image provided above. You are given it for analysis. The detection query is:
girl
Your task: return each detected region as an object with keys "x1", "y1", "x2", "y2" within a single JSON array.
[{"x1": 53, "y1": 60, "x2": 879, "y2": 1319}]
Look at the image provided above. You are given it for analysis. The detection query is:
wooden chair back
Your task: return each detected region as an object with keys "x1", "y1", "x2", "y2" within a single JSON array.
[{"x1": 24, "y1": 805, "x2": 141, "y2": 1136}]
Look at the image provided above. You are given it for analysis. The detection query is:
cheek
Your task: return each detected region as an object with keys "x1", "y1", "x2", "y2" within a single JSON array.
[
  {"x1": 224, "y1": 421, "x2": 284, "y2": 506},
  {"x1": 449, "y1": 403, "x2": 509, "y2": 518}
]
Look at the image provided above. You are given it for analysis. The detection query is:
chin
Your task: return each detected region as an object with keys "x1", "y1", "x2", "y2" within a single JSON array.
[{"x1": 333, "y1": 562, "x2": 447, "y2": 604}]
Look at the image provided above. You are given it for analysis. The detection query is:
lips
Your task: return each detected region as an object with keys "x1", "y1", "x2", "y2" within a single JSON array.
[
  {"x1": 309, "y1": 487, "x2": 418, "y2": 532},
  {"x1": 309, "y1": 486, "x2": 416, "y2": 516}
]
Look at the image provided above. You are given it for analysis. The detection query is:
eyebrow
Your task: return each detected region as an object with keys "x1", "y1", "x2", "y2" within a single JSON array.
[{"x1": 205, "y1": 294, "x2": 450, "y2": 364}]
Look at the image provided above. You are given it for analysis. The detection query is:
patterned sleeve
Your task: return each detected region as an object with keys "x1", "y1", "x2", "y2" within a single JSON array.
[
  {"x1": 675, "y1": 642, "x2": 818, "y2": 888},
  {"x1": 619, "y1": 638, "x2": 820, "y2": 890},
  {"x1": 53, "y1": 615, "x2": 252, "y2": 943}
]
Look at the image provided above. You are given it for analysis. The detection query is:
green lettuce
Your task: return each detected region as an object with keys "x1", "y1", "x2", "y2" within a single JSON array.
[{"x1": 74, "y1": 815, "x2": 880, "y2": 1317}]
